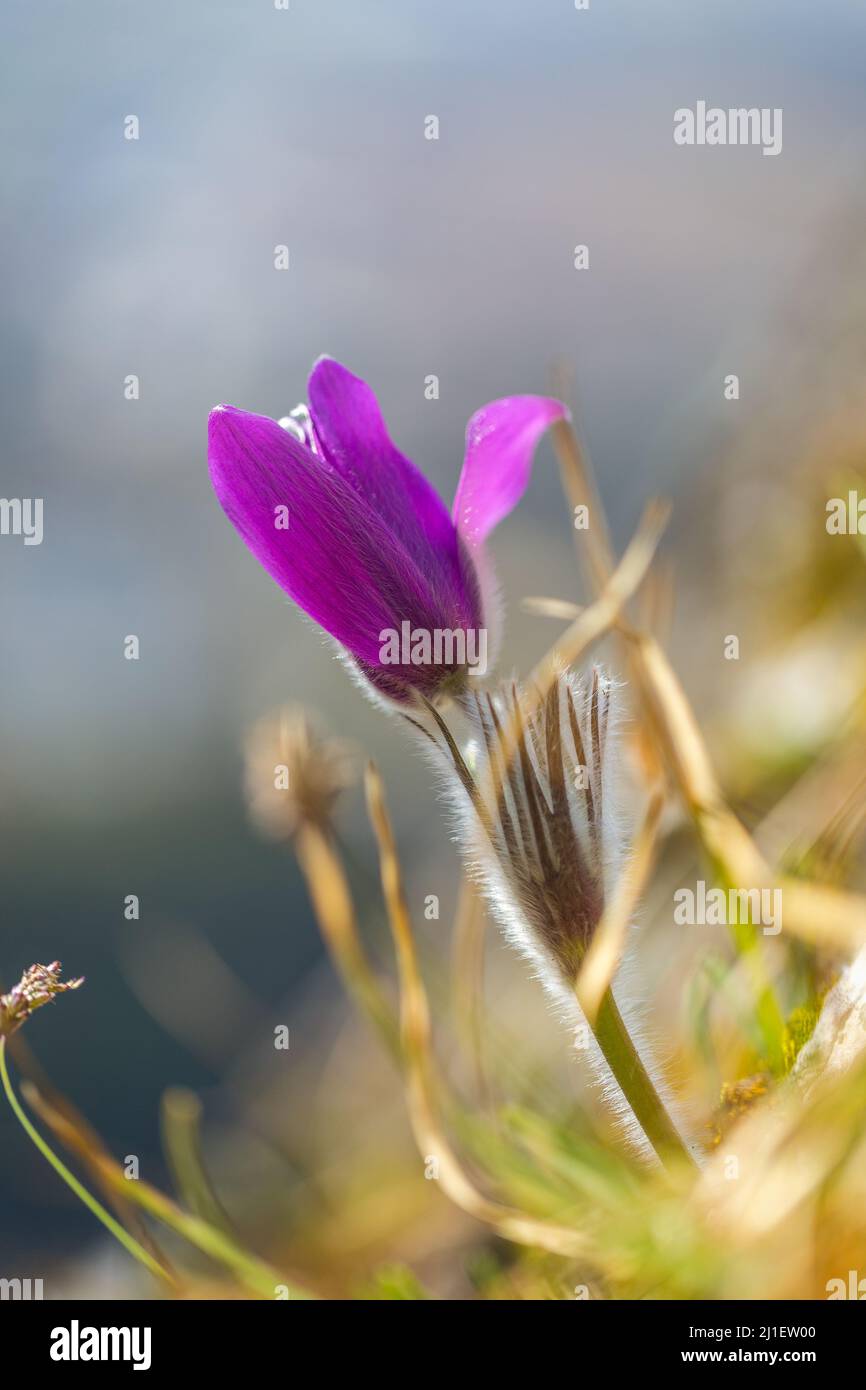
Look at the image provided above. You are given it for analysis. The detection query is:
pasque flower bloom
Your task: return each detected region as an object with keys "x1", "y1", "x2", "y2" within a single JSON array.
[{"x1": 208, "y1": 358, "x2": 566, "y2": 702}]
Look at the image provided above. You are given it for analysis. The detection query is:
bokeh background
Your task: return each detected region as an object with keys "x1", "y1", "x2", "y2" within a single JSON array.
[{"x1": 2, "y1": 0, "x2": 865, "y2": 1295}]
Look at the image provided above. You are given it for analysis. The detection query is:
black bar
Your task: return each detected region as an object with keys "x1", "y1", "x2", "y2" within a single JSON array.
[{"x1": 2, "y1": 1298, "x2": 860, "y2": 1374}]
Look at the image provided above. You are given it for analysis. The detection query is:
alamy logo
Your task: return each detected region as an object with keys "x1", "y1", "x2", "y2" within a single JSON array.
[
  {"x1": 826, "y1": 492, "x2": 866, "y2": 535},
  {"x1": 0, "y1": 497, "x2": 43, "y2": 545},
  {"x1": 674, "y1": 881, "x2": 782, "y2": 936},
  {"x1": 379, "y1": 621, "x2": 488, "y2": 676},
  {"x1": 674, "y1": 102, "x2": 782, "y2": 157},
  {"x1": 0, "y1": 1276, "x2": 43, "y2": 1299},
  {"x1": 826, "y1": 1271, "x2": 866, "y2": 1299},
  {"x1": 50, "y1": 1321, "x2": 152, "y2": 1372}
]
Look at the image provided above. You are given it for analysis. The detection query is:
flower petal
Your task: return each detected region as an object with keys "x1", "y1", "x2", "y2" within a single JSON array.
[
  {"x1": 307, "y1": 357, "x2": 468, "y2": 595},
  {"x1": 208, "y1": 405, "x2": 479, "y2": 698},
  {"x1": 452, "y1": 396, "x2": 568, "y2": 546}
]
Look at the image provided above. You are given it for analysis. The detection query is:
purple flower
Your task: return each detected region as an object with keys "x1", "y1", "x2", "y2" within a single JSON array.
[{"x1": 208, "y1": 358, "x2": 566, "y2": 703}]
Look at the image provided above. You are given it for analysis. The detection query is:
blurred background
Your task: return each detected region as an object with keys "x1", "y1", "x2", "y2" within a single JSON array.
[{"x1": 2, "y1": 0, "x2": 865, "y2": 1296}]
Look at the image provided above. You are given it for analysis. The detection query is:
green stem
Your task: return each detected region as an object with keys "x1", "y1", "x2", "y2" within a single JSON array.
[
  {"x1": 2, "y1": 1038, "x2": 314, "y2": 1299},
  {"x1": 111, "y1": 1175, "x2": 310, "y2": 1299},
  {"x1": 0, "y1": 1037, "x2": 172, "y2": 1286},
  {"x1": 161, "y1": 1087, "x2": 234, "y2": 1236},
  {"x1": 707, "y1": 856, "x2": 786, "y2": 1075},
  {"x1": 725, "y1": 914, "x2": 787, "y2": 1077},
  {"x1": 591, "y1": 989, "x2": 698, "y2": 1171}
]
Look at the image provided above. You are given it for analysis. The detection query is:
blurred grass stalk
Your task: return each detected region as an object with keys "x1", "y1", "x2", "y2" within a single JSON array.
[
  {"x1": 1, "y1": 1035, "x2": 313, "y2": 1299},
  {"x1": 294, "y1": 819, "x2": 402, "y2": 1063},
  {"x1": 0, "y1": 1036, "x2": 173, "y2": 1287}
]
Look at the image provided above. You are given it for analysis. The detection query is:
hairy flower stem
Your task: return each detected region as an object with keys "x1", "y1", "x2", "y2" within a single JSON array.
[{"x1": 589, "y1": 988, "x2": 697, "y2": 1172}]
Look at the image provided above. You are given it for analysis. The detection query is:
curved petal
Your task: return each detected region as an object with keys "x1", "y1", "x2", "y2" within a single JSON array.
[
  {"x1": 208, "y1": 405, "x2": 479, "y2": 697},
  {"x1": 307, "y1": 357, "x2": 472, "y2": 605},
  {"x1": 452, "y1": 396, "x2": 568, "y2": 546}
]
